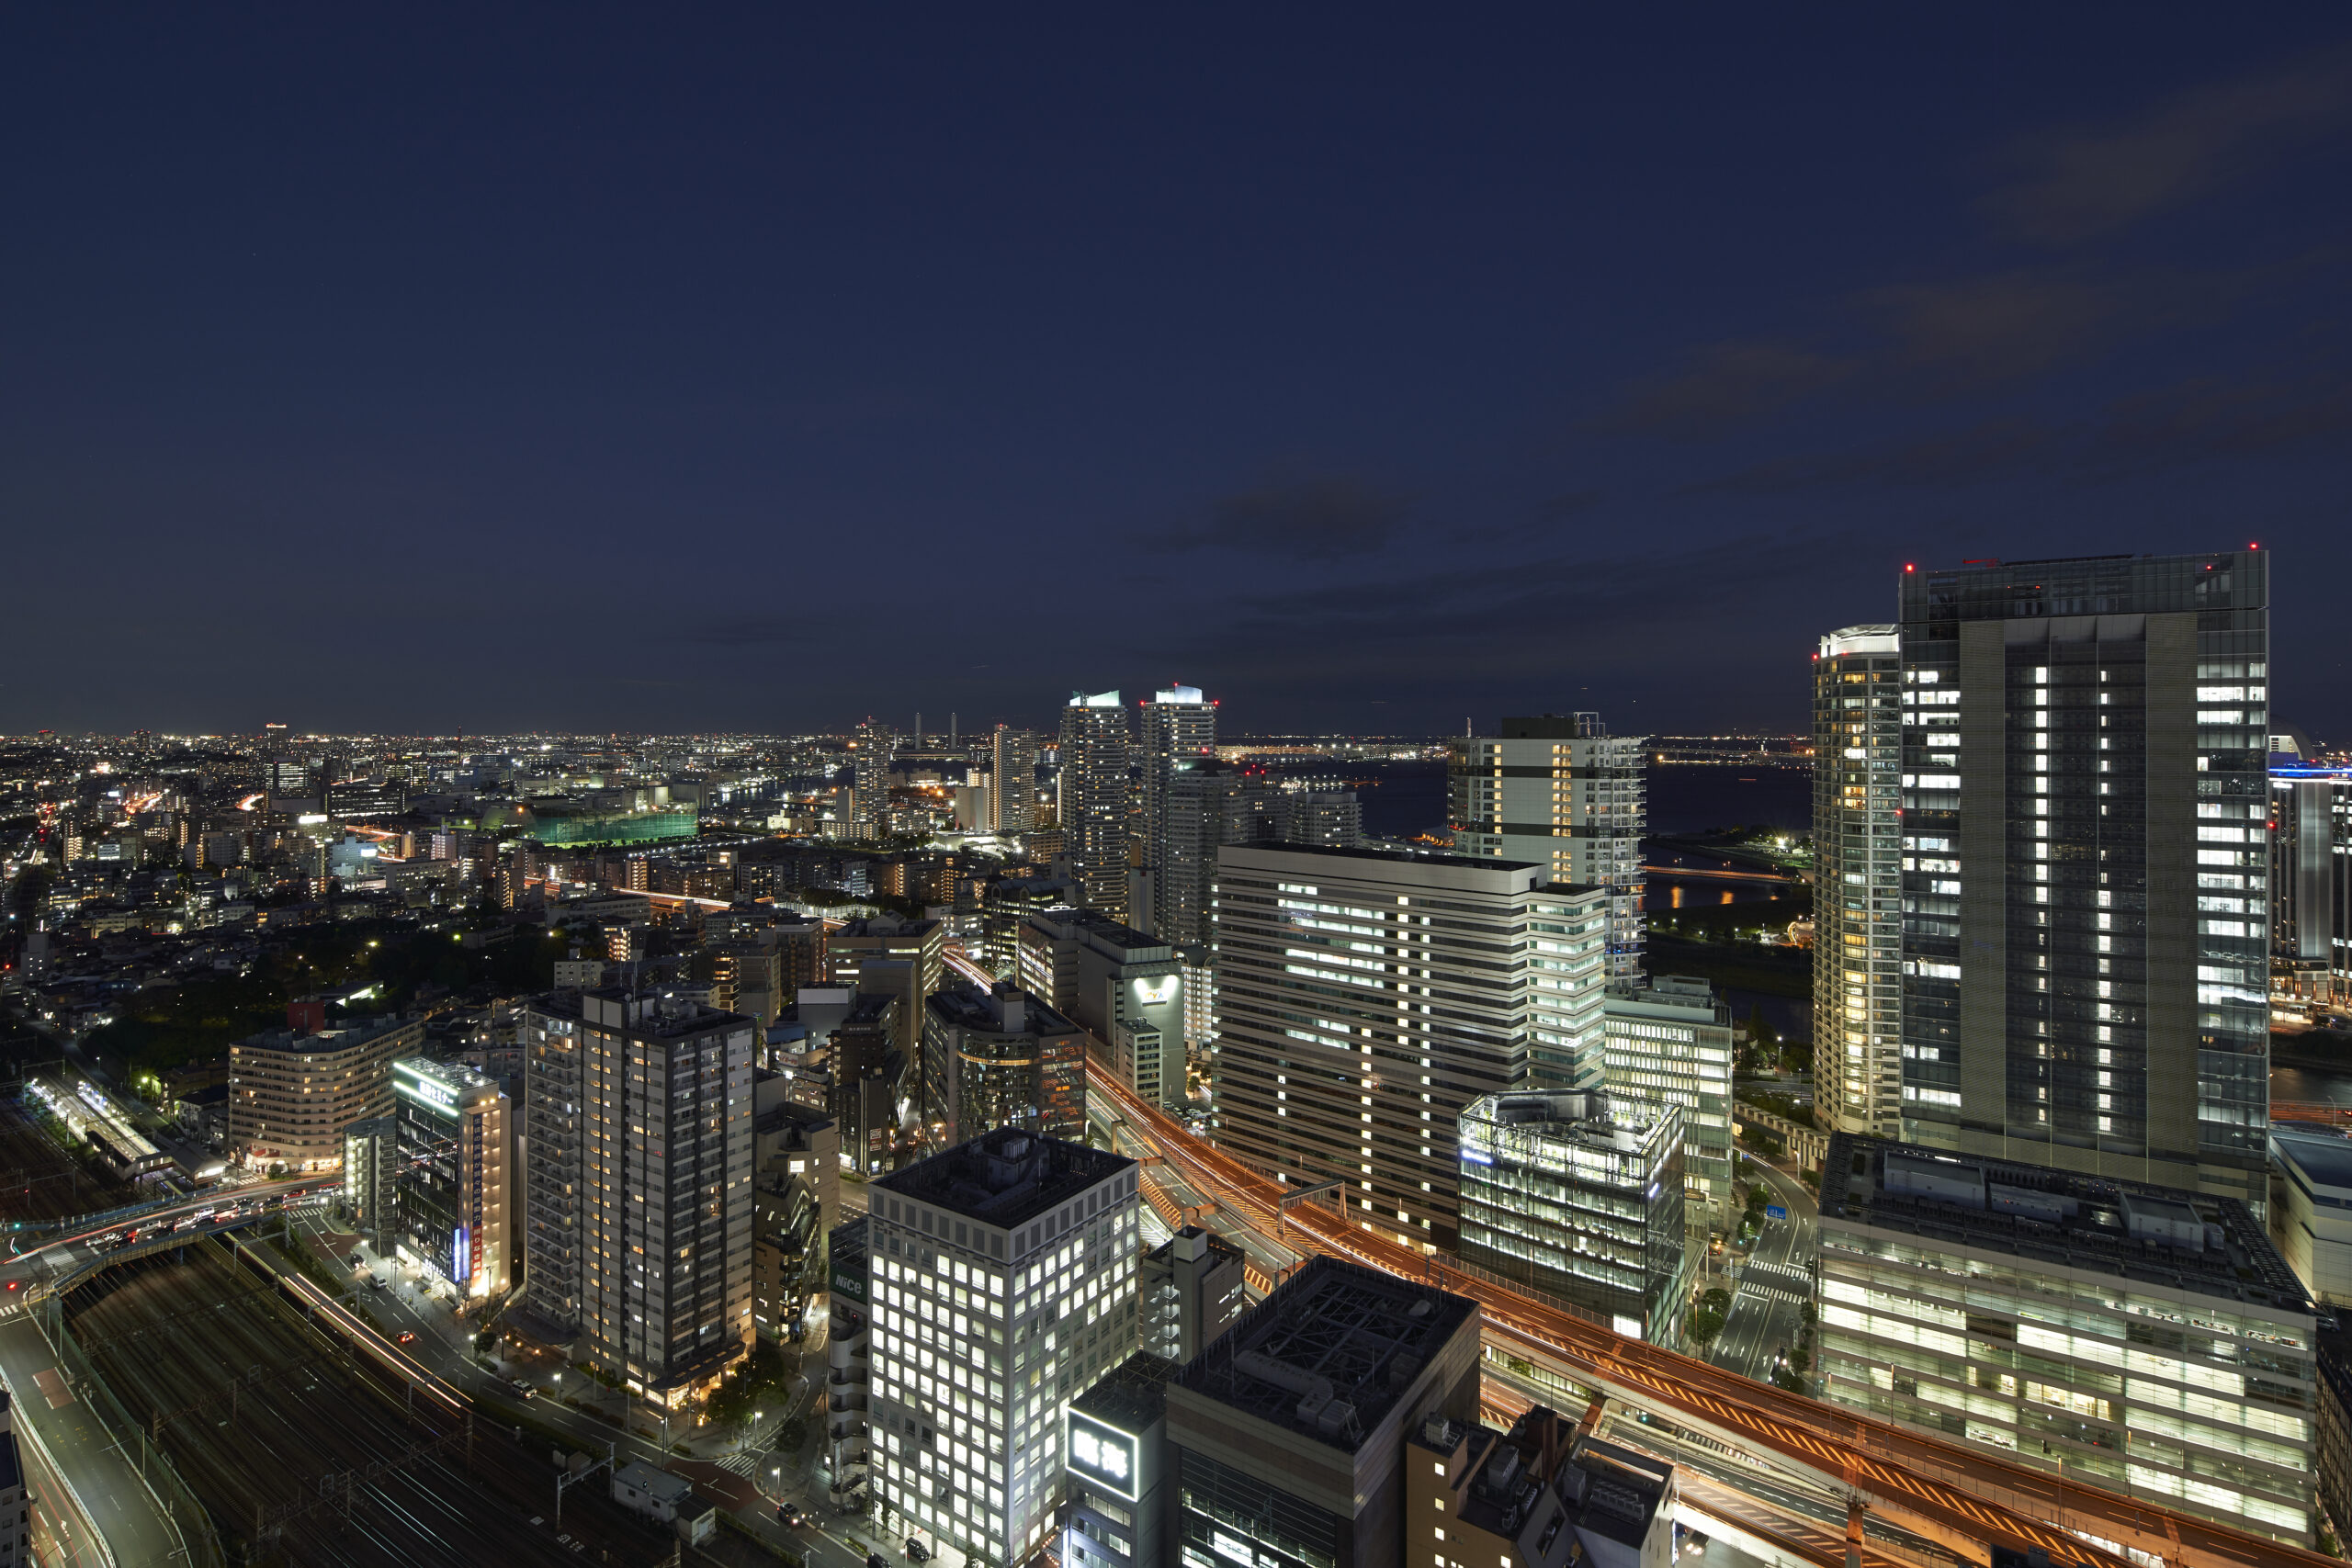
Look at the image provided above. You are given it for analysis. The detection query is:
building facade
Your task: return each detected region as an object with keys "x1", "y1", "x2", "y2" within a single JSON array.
[
  {"x1": 849, "y1": 719, "x2": 897, "y2": 841},
  {"x1": 518, "y1": 988, "x2": 758, "y2": 1397},
  {"x1": 1137, "y1": 1225, "x2": 1247, "y2": 1365},
  {"x1": 1818, "y1": 1132, "x2": 2314, "y2": 1545},
  {"x1": 1601, "y1": 976, "x2": 1735, "y2": 1227},
  {"x1": 992, "y1": 727, "x2": 1043, "y2": 835},
  {"x1": 1456, "y1": 1089, "x2": 1689, "y2": 1341},
  {"x1": 1060, "y1": 691, "x2": 1134, "y2": 920},
  {"x1": 227, "y1": 1005, "x2": 420, "y2": 1171},
  {"x1": 1066, "y1": 1354, "x2": 1181, "y2": 1568},
  {"x1": 2270, "y1": 752, "x2": 2352, "y2": 1006},
  {"x1": 389, "y1": 1055, "x2": 514, "y2": 1298},
  {"x1": 1897, "y1": 549, "x2": 2271, "y2": 1207},
  {"x1": 1814, "y1": 623, "x2": 1905, "y2": 1136},
  {"x1": 1159, "y1": 759, "x2": 1283, "y2": 949},
  {"x1": 1212, "y1": 843, "x2": 1605, "y2": 1251},
  {"x1": 866, "y1": 1128, "x2": 1140, "y2": 1567},
  {"x1": 921, "y1": 980, "x2": 1087, "y2": 1147},
  {"x1": 1140, "y1": 685, "x2": 1217, "y2": 937},
  {"x1": 1018, "y1": 908, "x2": 1187, "y2": 1110},
  {"x1": 1449, "y1": 714, "x2": 1647, "y2": 981}
]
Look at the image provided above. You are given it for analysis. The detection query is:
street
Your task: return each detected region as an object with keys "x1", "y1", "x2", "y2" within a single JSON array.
[{"x1": 1707, "y1": 1153, "x2": 1817, "y2": 1382}]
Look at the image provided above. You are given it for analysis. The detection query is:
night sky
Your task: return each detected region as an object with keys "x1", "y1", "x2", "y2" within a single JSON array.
[{"x1": 6, "y1": 10, "x2": 2349, "y2": 739}]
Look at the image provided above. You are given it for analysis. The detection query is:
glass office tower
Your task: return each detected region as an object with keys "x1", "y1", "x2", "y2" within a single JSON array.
[
  {"x1": 1896, "y1": 550, "x2": 2269, "y2": 1208},
  {"x1": 1814, "y1": 625, "x2": 1905, "y2": 1137}
]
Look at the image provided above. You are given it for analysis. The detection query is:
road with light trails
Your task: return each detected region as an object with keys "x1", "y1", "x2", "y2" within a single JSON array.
[{"x1": 1079, "y1": 1053, "x2": 2324, "y2": 1568}]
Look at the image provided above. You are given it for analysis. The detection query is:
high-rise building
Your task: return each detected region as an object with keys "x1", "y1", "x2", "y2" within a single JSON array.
[
  {"x1": 1211, "y1": 842, "x2": 1608, "y2": 1250},
  {"x1": 991, "y1": 727, "x2": 1043, "y2": 834},
  {"x1": 866, "y1": 1127, "x2": 1141, "y2": 1567},
  {"x1": 1060, "y1": 692, "x2": 1133, "y2": 919},
  {"x1": 387, "y1": 1056, "x2": 514, "y2": 1299},
  {"x1": 1817, "y1": 1131, "x2": 2312, "y2": 1546},
  {"x1": 1455, "y1": 1089, "x2": 1689, "y2": 1342},
  {"x1": 920, "y1": 980, "x2": 1088, "y2": 1147},
  {"x1": 1448, "y1": 714, "x2": 1647, "y2": 980},
  {"x1": 1167, "y1": 1258, "x2": 1479, "y2": 1568},
  {"x1": 1159, "y1": 759, "x2": 1283, "y2": 950},
  {"x1": 2268, "y1": 741, "x2": 2352, "y2": 1008},
  {"x1": 1896, "y1": 550, "x2": 2269, "y2": 1207},
  {"x1": 1139, "y1": 686, "x2": 1216, "y2": 932},
  {"x1": 518, "y1": 988, "x2": 757, "y2": 1397},
  {"x1": 1016, "y1": 908, "x2": 1187, "y2": 1110},
  {"x1": 228, "y1": 1004, "x2": 421, "y2": 1172},
  {"x1": 1278, "y1": 790, "x2": 1363, "y2": 849},
  {"x1": 1814, "y1": 625, "x2": 1905, "y2": 1135},
  {"x1": 1602, "y1": 976, "x2": 1735, "y2": 1227},
  {"x1": 1064, "y1": 1354, "x2": 1181, "y2": 1568},
  {"x1": 850, "y1": 719, "x2": 897, "y2": 841}
]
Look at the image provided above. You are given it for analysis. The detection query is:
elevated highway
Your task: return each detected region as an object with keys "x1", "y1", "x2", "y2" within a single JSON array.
[{"x1": 1080, "y1": 1061, "x2": 2325, "y2": 1568}]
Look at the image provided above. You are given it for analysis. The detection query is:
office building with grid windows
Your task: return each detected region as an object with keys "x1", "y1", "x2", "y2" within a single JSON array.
[
  {"x1": 1210, "y1": 842, "x2": 1607, "y2": 1252},
  {"x1": 1817, "y1": 1132, "x2": 2314, "y2": 1546},
  {"x1": 1601, "y1": 976, "x2": 1734, "y2": 1229},
  {"x1": 866, "y1": 1128, "x2": 1140, "y2": 1568},
  {"x1": 1815, "y1": 624, "x2": 1905, "y2": 1136},
  {"x1": 1448, "y1": 713, "x2": 1647, "y2": 981},
  {"x1": 1896, "y1": 550, "x2": 2270, "y2": 1208},
  {"x1": 1456, "y1": 1089, "x2": 1688, "y2": 1342}
]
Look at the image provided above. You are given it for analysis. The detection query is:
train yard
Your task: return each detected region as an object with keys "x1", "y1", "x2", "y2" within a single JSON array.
[
  {"x1": 60, "y1": 1234, "x2": 686, "y2": 1568},
  {"x1": 0, "y1": 1100, "x2": 138, "y2": 1224}
]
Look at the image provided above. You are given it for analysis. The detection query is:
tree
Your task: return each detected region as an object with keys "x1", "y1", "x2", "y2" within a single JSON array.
[
  {"x1": 1745, "y1": 1183, "x2": 1770, "y2": 1216},
  {"x1": 1701, "y1": 1287, "x2": 1731, "y2": 1316},
  {"x1": 1687, "y1": 1307, "x2": 1725, "y2": 1347}
]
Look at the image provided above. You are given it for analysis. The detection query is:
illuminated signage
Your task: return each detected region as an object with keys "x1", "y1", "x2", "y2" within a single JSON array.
[
  {"x1": 395, "y1": 1066, "x2": 459, "y2": 1113},
  {"x1": 1132, "y1": 976, "x2": 1179, "y2": 1006},
  {"x1": 455, "y1": 1224, "x2": 470, "y2": 1284},
  {"x1": 1067, "y1": 1412, "x2": 1138, "y2": 1500}
]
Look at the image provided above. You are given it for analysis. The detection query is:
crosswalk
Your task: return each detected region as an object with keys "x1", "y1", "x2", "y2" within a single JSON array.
[
  {"x1": 716, "y1": 1451, "x2": 758, "y2": 1477},
  {"x1": 1736, "y1": 1284, "x2": 1811, "y2": 1308}
]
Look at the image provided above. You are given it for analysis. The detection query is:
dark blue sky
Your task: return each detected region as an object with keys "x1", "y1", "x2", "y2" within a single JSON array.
[{"x1": 6, "y1": 8, "x2": 2349, "y2": 739}]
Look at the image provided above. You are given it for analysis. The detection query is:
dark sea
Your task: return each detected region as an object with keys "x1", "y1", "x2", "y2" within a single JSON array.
[{"x1": 1311, "y1": 757, "x2": 1812, "y2": 857}]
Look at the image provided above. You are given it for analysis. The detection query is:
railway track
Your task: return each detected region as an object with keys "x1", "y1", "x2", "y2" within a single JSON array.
[{"x1": 62, "y1": 1235, "x2": 674, "y2": 1567}]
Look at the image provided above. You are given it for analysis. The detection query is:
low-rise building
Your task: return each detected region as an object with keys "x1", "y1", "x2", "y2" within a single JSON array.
[
  {"x1": 1408, "y1": 1407, "x2": 1676, "y2": 1568},
  {"x1": 1137, "y1": 1226, "x2": 1246, "y2": 1365},
  {"x1": 609, "y1": 1461, "x2": 716, "y2": 1543},
  {"x1": 1818, "y1": 1132, "x2": 2316, "y2": 1546},
  {"x1": 1167, "y1": 1258, "x2": 1480, "y2": 1568},
  {"x1": 1457, "y1": 1089, "x2": 1688, "y2": 1342},
  {"x1": 2271, "y1": 1127, "x2": 2352, "y2": 1310}
]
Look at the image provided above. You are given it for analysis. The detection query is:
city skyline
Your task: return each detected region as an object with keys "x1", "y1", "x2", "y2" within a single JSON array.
[{"x1": 6, "y1": 14, "x2": 2351, "y2": 736}]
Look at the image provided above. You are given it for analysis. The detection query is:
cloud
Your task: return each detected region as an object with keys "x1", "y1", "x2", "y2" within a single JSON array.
[
  {"x1": 1607, "y1": 339, "x2": 1859, "y2": 436},
  {"x1": 1688, "y1": 363, "x2": 2352, "y2": 495},
  {"x1": 1155, "y1": 474, "x2": 1412, "y2": 560},
  {"x1": 1984, "y1": 50, "x2": 2352, "y2": 244},
  {"x1": 1864, "y1": 270, "x2": 2123, "y2": 393}
]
